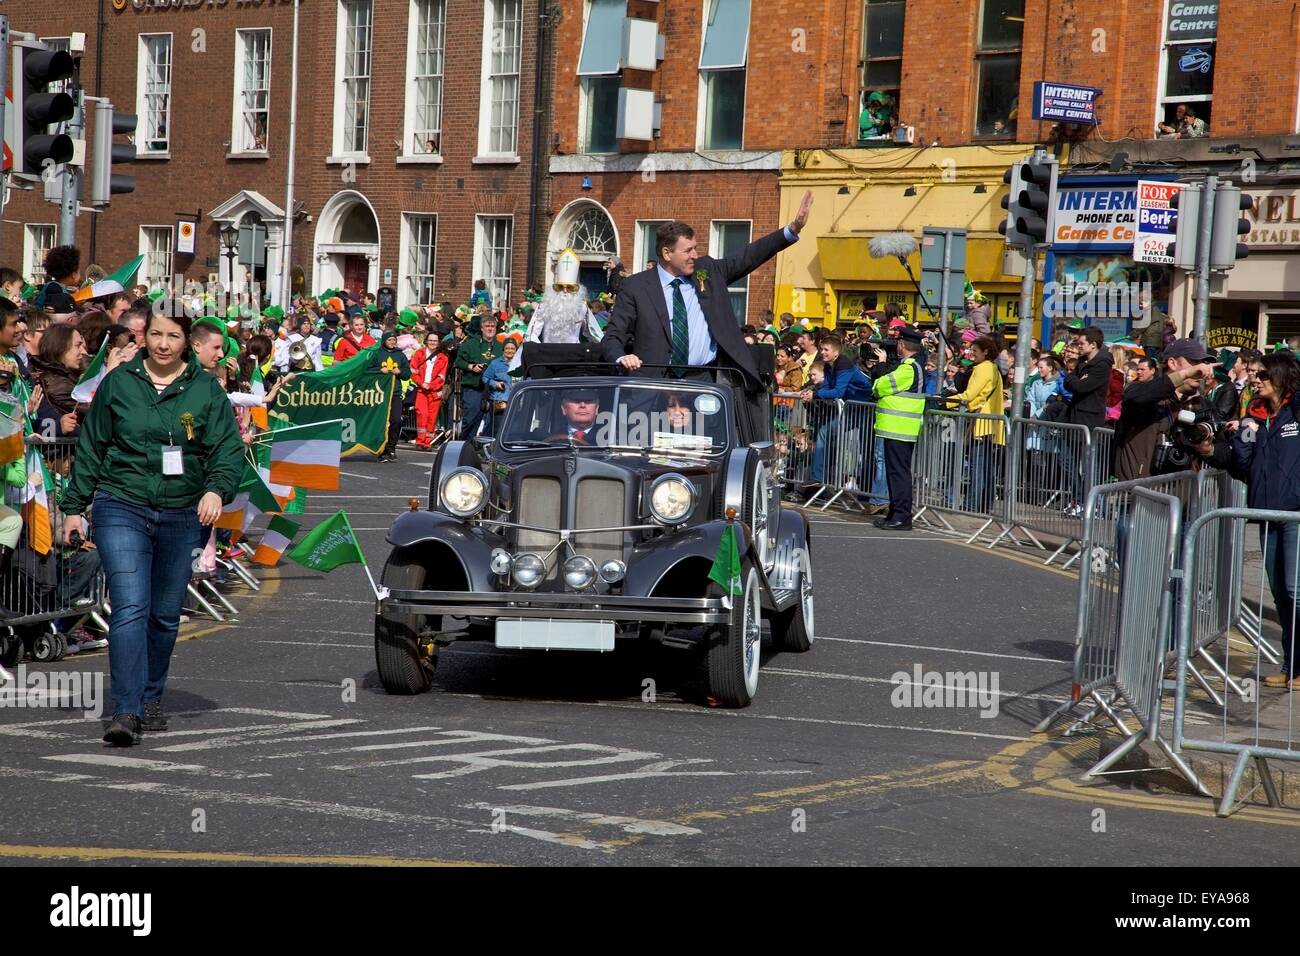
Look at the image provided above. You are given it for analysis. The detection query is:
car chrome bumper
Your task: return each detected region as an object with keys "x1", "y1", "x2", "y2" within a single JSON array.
[{"x1": 382, "y1": 589, "x2": 729, "y2": 625}]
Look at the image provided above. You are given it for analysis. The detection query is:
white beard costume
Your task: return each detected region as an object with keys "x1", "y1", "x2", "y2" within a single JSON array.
[{"x1": 525, "y1": 248, "x2": 605, "y2": 345}]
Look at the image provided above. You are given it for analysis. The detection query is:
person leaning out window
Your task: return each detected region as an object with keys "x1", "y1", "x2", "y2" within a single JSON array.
[{"x1": 58, "y1": 302, "x2": 245, "y2": 747}]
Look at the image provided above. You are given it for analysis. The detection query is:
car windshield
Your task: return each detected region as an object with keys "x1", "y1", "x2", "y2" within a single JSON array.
[{"x1": 498, "y1": 382, "x2": 730, "y2": 455}]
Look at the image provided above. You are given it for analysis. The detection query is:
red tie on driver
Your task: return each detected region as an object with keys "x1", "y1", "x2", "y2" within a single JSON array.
[{"x1": 573, "y1": 430, "x2": 587, "y2": 442}]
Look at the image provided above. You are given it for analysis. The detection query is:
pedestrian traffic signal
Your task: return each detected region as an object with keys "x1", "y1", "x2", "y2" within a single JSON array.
[
  {"x1": 90, "y1": 101, "x2": 136, "y2": 206},
  {"x1": 12, "y1": 43, "x2": 75, "y2": 182},
  {"x1": 1166, "y1": 183, "x2": 1201, "y2": 270},
  {"x1": 998, "y1": 156, "x2": 1058, "y2": 249},
  {"x1": 1210, "y1": 184, "x2": 1252, "y2": 271}
]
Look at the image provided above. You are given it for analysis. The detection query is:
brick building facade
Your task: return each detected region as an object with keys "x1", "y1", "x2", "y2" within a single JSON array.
[{"x1": 7, "y1": 0, "x2": 546, "y2": 311}]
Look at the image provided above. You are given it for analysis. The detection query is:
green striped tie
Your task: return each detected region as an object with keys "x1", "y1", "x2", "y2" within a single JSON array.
[{"x1": 670, "y1": 279, "x2": 690, "y2": 369}]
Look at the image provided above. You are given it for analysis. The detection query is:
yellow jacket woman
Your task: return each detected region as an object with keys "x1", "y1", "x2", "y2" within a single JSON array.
[{"x1": 951, "y1": 342, "x2": 1006, "y2": 445}]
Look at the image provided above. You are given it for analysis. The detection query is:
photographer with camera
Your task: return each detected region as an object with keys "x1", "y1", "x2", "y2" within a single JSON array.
[
  {"x1": 1208, "y1": 351, "x2": 1300, "y2": 688},
  {"x1": 1112, "y1": 338, "x2": 1221, "y2": 482}
]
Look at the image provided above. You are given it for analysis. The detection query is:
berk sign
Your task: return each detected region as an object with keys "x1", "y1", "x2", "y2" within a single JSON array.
[{"x1": 1133, "y1": 181, "x2": 1183, "y2": 264}]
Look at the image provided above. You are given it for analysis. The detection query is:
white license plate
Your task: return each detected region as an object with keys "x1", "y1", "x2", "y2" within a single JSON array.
[{"x1": 495, "y1": 618, "x2": 616, "y2": 652}]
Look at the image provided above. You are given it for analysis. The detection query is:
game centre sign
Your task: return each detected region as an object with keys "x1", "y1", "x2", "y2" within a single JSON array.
[
  {"x1": 1166, "y1": 2, "x2": 1219, "y2": 41},
  {"x1": 1051, "y1": 181, "x2": 1139, "y2": 252},
  {"x1": 1032, "y1": 82, "x2": 1101, "y2": 126}
]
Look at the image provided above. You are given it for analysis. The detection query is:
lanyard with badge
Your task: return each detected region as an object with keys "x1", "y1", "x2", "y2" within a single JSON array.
[{"x1": 156, "y1": 377, "x2": 187, "y2": 477}]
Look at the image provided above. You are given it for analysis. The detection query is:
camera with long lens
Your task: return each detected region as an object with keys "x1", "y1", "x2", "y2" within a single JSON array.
[{"x1": 1153, "y1": 401, "x2": 1224, "y2": 472}]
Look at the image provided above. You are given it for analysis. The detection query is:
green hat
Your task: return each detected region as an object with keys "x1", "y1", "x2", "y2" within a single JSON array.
[
  {"x1": 867, "y1": 91, "x2": 887, "y2": 104},
  {"x1": 960, "y1": 358, "x2": 974, "y2": 367},
  {"x1": 20, "y1": 283, "x2": 37, "y2": 302},
  {"x1": 1216, "y1": 348, "x2": 1237, "y2": 368},
  {"x1": 263, "y1": 305, "x2": 285, "y2": 321},
  {"x1": 952, "y1": 317, "x2": 972, "y2": 330},
  {"x1": 1273, "y1": 341, "x2": 1293, "y2": 353},
  {"x1": 363, "y1": 303, "x2": 379, "y2": 313},
  {"x1": 397, "y1": 309, "x2": 419, "y2": 329},
  {"x1": 147, "y1": 288, "x2": 166, "y2": 303},
  {"x1": 1066, "y1": 319, "x2": 1087, "y2": 332}
]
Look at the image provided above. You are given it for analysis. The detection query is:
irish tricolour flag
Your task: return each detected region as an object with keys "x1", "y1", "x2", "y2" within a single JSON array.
[
  {"x1": 253, "y1": 515, "x2": 300, "y2": 566},
  {"x1": 217, "y1": 465, "x2": 283, "y2": 532},
  {"x1": 71, "y1": 340, "x2": 110, "y2": 404},
  {"x1": 269, "y1": 420, "x2": 342, "y2": 491},
  {"x1": 20, "y1": 447, "x2": 53, "y2": 555},
  {"x1": 0, "y1": 400, "x2": 24, "y2": 467}
]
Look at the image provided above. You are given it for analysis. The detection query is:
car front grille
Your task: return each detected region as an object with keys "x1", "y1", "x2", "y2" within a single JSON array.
[
  {"x1": 573, "y1": 478, "x2": 625, "y2": 572},
  {"x1": 515, "y1": 475, "x2": 626, "y2": 585},
  {"x1": 517, "y1": 476, "x2": 562, "y2": 581}
]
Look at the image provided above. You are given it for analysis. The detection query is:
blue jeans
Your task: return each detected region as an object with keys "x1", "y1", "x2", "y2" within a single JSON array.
[
  {"x1": 461, "y1": 386, "x2": 484, "y2": 438},
  {"x1": 869, "y1": 435, "x2": 889, "y2": 505},
  {"x1": 92, "y1": 492, "x2": 202, "y2": 718},
  {"x1": 1262, "y1": 523, "x2": 1300, "y2": 678},
  {"x1": 811, "y1": 419, "x2": 837, "y2": 483},
  {"x1": 965, "y1": 438, "x2": 998, "y2": 513}
]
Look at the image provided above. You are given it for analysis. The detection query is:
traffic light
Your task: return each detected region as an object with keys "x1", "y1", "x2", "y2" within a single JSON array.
[
  {"x1": 1210, "y1": 184, "x2": 1252, "y2": 271},
  {"x1": 1166, "y1": 183, "x2": 1201, "y2": 270},
  {"x1": 12, "y1": 43, "x2": 75, "y2": 182},
  {"x1": 999, "y1": 156, "x2": 1058, "y2": 249},
  {"x1": 90, "y1": 101, "x2": 136, "y2": 206}
]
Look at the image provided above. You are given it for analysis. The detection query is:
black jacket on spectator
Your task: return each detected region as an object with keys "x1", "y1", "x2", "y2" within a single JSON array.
[
  {"x1": 1213, "y1": 390, "x2": 1300, "y2": 512},
  {"x1": 1063, "y1": 350, "x2": 1114, "y2": 431},
  {"x1": 1112, "y1": 374, "x2": 1180, "y2": 481}
]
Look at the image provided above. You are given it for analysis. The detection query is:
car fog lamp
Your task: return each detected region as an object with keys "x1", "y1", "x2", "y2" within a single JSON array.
[
  {"x1": 599, "y1": 559, "x2": 627, "y2": 584},
  {"x1": 511, "y1": 553, "x2": 545, "y2": 588},
  {"x1": 490, "y1": 549, "x2": 514, "y2": 576},
  {"x1": 650, "y1": 474, "x2": 696, "y2": 525},
  {"x1": 563, "y1": 555, "x2": 598, "y2": 590},
  {"x1": 441, "y1": 468, "x2": 488, "y2": 518}
]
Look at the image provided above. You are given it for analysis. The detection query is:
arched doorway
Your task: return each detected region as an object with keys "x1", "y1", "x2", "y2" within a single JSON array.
[
  {"x1": 548, "y1": 200, "x2": 619, "y2": 295},
  {"x1": 312, "y1": 190, "x2": 381, "y2": 297}
]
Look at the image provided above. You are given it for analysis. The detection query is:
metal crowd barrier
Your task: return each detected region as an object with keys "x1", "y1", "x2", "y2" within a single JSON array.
[
  {"x1": 1033, "y1": 470, "x2": 1198, "y2": 735},
  {"x1": 1001, "y1": 417, "x2": 1093, "y2": 566},
  {"x1": 773, "y1": 393, "x2": 862, "y2": 510},
  {"x1": 817, "y1": 399, "x2": 875, "y2": 512},
  {"x1": 912, "y1": 407, "x2": 1010, "y2": 541},
  {"x1": 1174, "y1": 508, "x2": 1300, "y2": 816},
  {"x1": 1080, "y1": 487, "x2": 1208, "y2": 793},
  {"x1": 1091, "y1": 426, "x2": 1115, "y2": 487}
]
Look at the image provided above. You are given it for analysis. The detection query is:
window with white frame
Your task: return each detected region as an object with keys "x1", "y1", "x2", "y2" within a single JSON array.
[
  {"x1": 406, "y1": 0, "x2": 446, "y2": 155},
  {"x1": 336, "y1": 0, "x2": 373, "y2": 156},
  {"x1": 859, "y1": 1, "x2": 904, "y2": 141},
  {"x1": 479, "y1": 0, "x2": 523, "y2": 156},
  {"x1": 140, "y1": 226, "x2": 174, "y2": 290},
  {"x1": 711, "y1": 220, "x2": 752, "y2": 323},
  {"x1": 403, "y1": 214, "x2": 438, "y2": 305},
  {"x1": 698, "y1": 0, "x2": 750, "y2": 151},
  {"x1": 233, "y1": 29, "x2": 272, "y2": 153},
  {"x1": 576, "y1": 0, "x2": 625, "y2": 154},
  {"x1": 1158, "y1": 0, "x2": 1216, "y2": 137},
  {"x1": 476, "y1": 216, "x2": 513, "y2": 307},
  {"x1": 24, "y1": 225, "x2": 56, "y2": 284},
  {"x1": 634, "y1": 220, "x2": 669, "y2": 271},
  {"x1": 138, "y1": 34, "x2": 173, "y2": 154}
]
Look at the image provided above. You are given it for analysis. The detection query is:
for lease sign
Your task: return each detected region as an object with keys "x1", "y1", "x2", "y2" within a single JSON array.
[{"x1": 1133, "y1": 181, "x2": 1183, "y2": 264}]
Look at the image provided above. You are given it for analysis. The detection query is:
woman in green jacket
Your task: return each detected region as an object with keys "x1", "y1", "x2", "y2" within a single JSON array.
[{"x1": 59, "y1": 305, "x2": 244, "y2": 747}]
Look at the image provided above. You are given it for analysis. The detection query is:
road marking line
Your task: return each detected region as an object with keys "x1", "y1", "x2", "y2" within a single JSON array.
[
  {"x1": 0, "y1": 843, "x2": 495, "y2": 866},
  {"x1": 814, "y1": 636, "x2": 1071, "y2": 664},
  {"x1": 340, "y1": 471, "x2": 380, "y2": 480},
  {"x1": 150, "y1": 719, "x2": 365, "y2": 752},
  {"x1": 43, "y1": 753, "x2": 271, "y2": 780},
  {"x1": 261, "y1": 730, "x2": 551, "y2": 757},
  {"x1": 254, "y1": 640, "x2": 369, "y2": 648},
  {"x1": 464, "y1": 803, "x2": 700, "y2": 836}
]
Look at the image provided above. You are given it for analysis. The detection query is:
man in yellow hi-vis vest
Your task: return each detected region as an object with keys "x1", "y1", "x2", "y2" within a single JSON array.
[{"x1": 872, "y1": 327, "x2": 927, "y2": 530}]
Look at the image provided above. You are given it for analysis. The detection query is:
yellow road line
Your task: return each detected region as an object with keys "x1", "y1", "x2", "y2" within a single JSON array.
[{"x1": 0, "y1": 842, "x2": 494, "y2": 866}]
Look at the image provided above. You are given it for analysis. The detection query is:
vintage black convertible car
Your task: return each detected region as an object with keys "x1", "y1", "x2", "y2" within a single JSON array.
[{"x1": 373, "y1": 350, "x2": 814, "y2": 707}]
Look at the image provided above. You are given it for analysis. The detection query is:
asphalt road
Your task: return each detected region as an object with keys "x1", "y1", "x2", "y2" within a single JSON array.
[{"x1": 3, "y1": 450, "x2": 1300, "y2": 866}]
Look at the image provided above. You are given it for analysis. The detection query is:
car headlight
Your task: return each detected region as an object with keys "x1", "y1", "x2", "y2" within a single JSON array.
[
  {"x1": 490, "y1": 549, "x2": 513, "y2": 576},
  {"x1": 511, "y1": 553, "x2": 545, "y2": 588},
  {"x1": 440, "y1": 468, "x2": 488, "y2": 518},
  {"x1": 649, "y1": 474, "x2": 696, "y2": 525},
  {"x1": 599, "y1": 559, "x2": 627, "y2": 584},
  {"x1": 563, "y1": 556, "x2": 598, "y2": 590}
]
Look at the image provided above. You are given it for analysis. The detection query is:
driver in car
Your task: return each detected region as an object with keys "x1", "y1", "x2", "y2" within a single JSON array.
[{"x1": 546, "y1": 388, "x2": 602, "y2": 443}]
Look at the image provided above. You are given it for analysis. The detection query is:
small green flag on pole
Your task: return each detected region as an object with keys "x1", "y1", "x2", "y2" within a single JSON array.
[
  {"x1": 707, "y1": 523, "x2": 743, "y2": 604},
  {"x1": 287, "y1": 510, "x2": 365, "y2": 572}
]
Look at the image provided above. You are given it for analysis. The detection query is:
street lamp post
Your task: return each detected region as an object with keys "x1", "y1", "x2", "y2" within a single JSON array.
[{"x1": 220, "y1": 223, "x2": 240, "y2": 296}]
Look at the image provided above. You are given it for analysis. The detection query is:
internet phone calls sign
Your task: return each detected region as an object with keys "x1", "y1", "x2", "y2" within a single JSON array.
[
  {"x1": 1032, "y1": 82, "x2": 1101, "y2": 126},
  {"x1": 1133, "y1": 181, "x2": 1183, "y2": 264},
  {"x1": 1052, "y1": 184, "x2": 1138, "y2": 252}
]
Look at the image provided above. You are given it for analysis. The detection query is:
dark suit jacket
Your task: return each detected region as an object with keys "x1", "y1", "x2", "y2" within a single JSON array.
[{"x1": 601, "y1": 228, "x2": 795, "y2": 388}]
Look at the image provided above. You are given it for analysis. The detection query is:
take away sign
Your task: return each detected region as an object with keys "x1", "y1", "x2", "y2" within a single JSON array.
[{"x1": 1133, "y1": 180, "x2": 1183, "y2": 264}]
